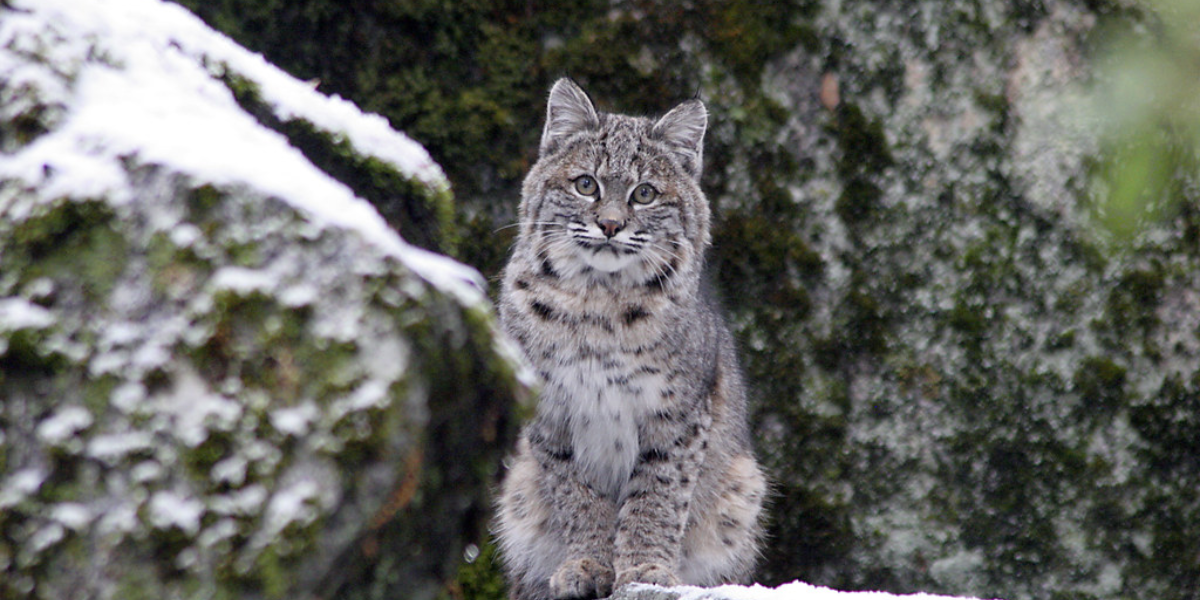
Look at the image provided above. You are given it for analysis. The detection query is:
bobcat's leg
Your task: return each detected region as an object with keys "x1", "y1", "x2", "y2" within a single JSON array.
[{"x1": 497, "y1": 438, "x2": 618, "y2": 599}]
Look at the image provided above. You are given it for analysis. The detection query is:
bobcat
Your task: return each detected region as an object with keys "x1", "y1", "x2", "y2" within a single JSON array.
[{"x1": 495, "y1": 79, "x2": 765, "y2": 600}]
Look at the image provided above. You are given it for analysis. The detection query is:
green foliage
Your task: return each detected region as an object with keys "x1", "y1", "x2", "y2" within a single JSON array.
[
  {"x1": 447, "y1": 541, "x2": 507, "y2": 600},
  {"x1": 1090, "y1": 0, "x2": 1200, "y2": 241}
]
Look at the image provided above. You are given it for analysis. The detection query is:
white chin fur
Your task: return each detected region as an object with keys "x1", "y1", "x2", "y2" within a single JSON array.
[{"x1": 584, "y1": 249, "x2": 638, "y2": 273}]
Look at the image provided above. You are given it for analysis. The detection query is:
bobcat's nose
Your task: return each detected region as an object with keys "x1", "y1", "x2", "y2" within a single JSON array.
[{"x1": 597, "y1": 217, "x2": 625, "y2": 238}]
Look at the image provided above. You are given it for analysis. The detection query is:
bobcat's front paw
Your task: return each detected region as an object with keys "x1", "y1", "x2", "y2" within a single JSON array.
[
  {"x1": 614, "y1": 563, "x2": 680, "y2": 589},
  {"x1": 549, "y1": 557, "x2": 615, "y2": 599}
]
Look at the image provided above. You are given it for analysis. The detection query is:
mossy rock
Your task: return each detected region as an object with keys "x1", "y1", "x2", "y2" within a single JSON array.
[
  {"x1": 0, "y1": 2, "x2": 528, "y2": 599},
  {"x1": 120, "y1": 1, "x2": 1200, "y2": 599}
]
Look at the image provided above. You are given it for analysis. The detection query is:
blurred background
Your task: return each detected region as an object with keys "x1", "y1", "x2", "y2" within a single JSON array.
[{"x1": 161, "y1": 1, "x2": 1200, "y2": 598}]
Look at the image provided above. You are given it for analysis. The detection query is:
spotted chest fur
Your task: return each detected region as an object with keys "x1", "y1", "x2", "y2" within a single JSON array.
[
  {"x1": 506, "y1": 277, "x2": 687, "y2": 500},
  {"x1": 495, "y1": 79, "x2": 765, "y2": 600}
]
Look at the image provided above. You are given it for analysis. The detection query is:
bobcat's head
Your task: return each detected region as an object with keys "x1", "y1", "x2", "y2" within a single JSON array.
[{"x1": 518, "y1": 79, "x2": 711, "y2": 290}]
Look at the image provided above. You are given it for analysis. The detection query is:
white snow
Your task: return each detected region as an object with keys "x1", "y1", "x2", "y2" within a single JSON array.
[
  {"x1": 160, "y1": 365, "x2": 242, "y2": 447},
  {"x1": 2, "y1": 0, "x2": 486, "y2": 306},
  {"x1": 148, "y1": 489, "x2": 205, "y2": 535},
  {"x1": 35, "y1": 405, "x2": 94, "y2": 445},
  {"x1": 330, "y1": 379, "x2": 391, "y2": 421},
  {"x1": 210, "y1": 455, "x2": 249, "y2": 486},
  {"x1": 131, "y1": 460, "x2": 165, "y2": 484},
  {"x1": 50, "y1": 502, "x2": 94, "y2": 531},
  {"x1": 29, "y1": 523, "x2": 65, "y2": 553},
  {"x1": 269, "y1": 401, "x2": 318, "y2": 438},
  {"x1": 0, "y1": 468, "x2": 47, "y2": 510},
  {"x1": 0, "y1": 298, "x2": 56, "y2": 331},
  {"x1": 95, "y1": 502, "x2": 139, "y2": 537},
  {"x1": 210, "y1": 484, "x2": 268, "y2": 517},
  {"x1": 208, "y1": 266, "x2": 278, "y2": 295},
  {"x1": 633, "y1": 581, "x2": 991, "y2": 600},
  {"x1": 86, "y1": 431, "x2": 155, "y2": 462},
  {"x1": 261, "y1": 479, "x2": 320, "y2": 537}
]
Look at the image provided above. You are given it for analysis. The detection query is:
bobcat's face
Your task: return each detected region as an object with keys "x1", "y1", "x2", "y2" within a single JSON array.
[
  {"x1": 519, "y1": 83, "x2": 710, "y2": 289},
  {"x1": 533, "y1": 121, "x2": 700, "y2": 282}
]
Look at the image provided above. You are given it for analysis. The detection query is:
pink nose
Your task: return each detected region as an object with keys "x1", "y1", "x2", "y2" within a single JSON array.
[{"x1": 598, "y1": 218, "x2": 624, "y2": 238}]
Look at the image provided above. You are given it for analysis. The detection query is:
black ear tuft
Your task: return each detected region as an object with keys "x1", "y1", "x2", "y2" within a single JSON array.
[{"x1": 540, "y1": 78, "x2": 599, "y2": 157}]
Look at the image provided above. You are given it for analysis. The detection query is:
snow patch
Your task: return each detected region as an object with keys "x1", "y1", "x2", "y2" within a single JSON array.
[
  {"x1": 269, "y1": 401, "x2": 318, "y2": 438},
  {"x1": 35, "y1": 405, "x2": 93, "y2": 445},
  {"x1": 625, "y1": 581, "x2": 991, "y2": 600},
  {"x1": 210, "y1": 484, "x2": 268, "y2": 517},
  {"x1": 87, "y1": 431, "x2": 155, "y2": 462},
  {"x1": 161, "y1": 366, "x2": 242, "y2": 447},
  {"x1": 3, "y1": 0, "x2": 487, "y2": 310},
  {"x1": 209, "y1": 266, "x2": 278, "y2": 296},
  {"x1": 259, "y1": 479, "x2": 320, "y2": 541},
  {"x1": 0, "y1": 298, "x2": 56, "y2": 331},
  {"x1": 211, "y1": 455, "x2": 249, "y2": 486},
  {"x1": 50, "y1": 502, "x2": 94, "y2": 531},
  {"x1": 148, "y1": 490, "x2": 205, "y2": 535},
  {"x1": 0, "y1": 468, "x2": 47, "y2": 510}
]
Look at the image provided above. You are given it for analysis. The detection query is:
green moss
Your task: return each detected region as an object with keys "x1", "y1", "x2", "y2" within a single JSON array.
[
  {"x1": 456, "y1": 212, "x2": 515, "y2": 298},
  {"x1": 1131, "y1": 372, "x2": 1200, "y2": 471},
  {"x1": 948, "y1": 297, "x2": 988, "y2": 338},
  {"x1": 255, "y1": 544, "x2": 289, "y2": 599},
  {"x1": 715, "y1": 211, "x2": 819, "y2": 319},
  {"x1": 702, "y1": 0, "x2": 819, "y2": 85},
  {"x1": 827, "y1": 104, "x2": 894, "y2": 227},
  {"x1": 447, "y1": 540, "x2": 507, "y2": 600},
  {"x1": 184, "y1": 430, "x2": 234, "y2": 482},
  {"x1": 82, "y1": 376, "x2": 118, "y2": 416},
  {"x1": 114, "y1": 562, "x2": 168, "y2": 600},
  {"x1": 188, "y1": 285, "x2": 370, "y2": 409},
  {"x1": 973, "y1": 90, "x2": 1012, "y2": 135},
  {"x1": 1106, "y1": 267, "x2": 1166, "y2": 334},
  {"x1": 1073, "y1": 356, "x2": 1126, "y2": 404},
  {"x1": 7, "y1": 199, "x2": 127, "y2": 304},
  {"x1": 188, "y1": 184, "x2": 223, "y2": 216},
  {"x1": 1046, "y1": 328, "x2": 1077, "y2": 351},
  {"x1": 147, "y1": 231, "x2": 213, "y2": 301},
  {"x1": 0, "y1": 327, "x2": 60, "y2": 375}
]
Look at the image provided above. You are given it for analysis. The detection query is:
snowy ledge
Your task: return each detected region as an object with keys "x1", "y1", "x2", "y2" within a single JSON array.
[
  {"x1": 611, "y1": 582, "x2": 992, "y2": 600},
  {"x1": 1, "y1": 0, "x2": 479, "y2": 304}
]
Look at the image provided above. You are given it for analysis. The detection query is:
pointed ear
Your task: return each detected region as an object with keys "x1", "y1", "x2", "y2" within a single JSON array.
[
  {"x1": 652, "y1": 99, "x2": 707, "y2": 179},
  {"x1": 540, "y1": 78, "x2": 599, "y2": 157}
]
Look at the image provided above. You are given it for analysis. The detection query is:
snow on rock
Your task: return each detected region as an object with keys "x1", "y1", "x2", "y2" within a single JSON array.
[
  {"x1": 148, "y1": 490, "x2": 206, "y2": 535},
  {"x1": 0, "y1": 0, "x2": 481, "y2": 304},
  {"x1": 0, "y1": 297, "x2": 56, "y2": 330},
  {"x1": 0, "y1": 0, "x2": 529, "y2": 598},
  {"x1": 614, "y1": 582, "x2": 993, "y2": 600}
]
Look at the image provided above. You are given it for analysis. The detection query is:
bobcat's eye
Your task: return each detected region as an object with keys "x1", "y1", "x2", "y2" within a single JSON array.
[
  {"x1": 630, "y1": 183, "x2": 659, "y2": 205},
  {"x1": 574, "y1": 176, "x2": 599, "y2": 197}
]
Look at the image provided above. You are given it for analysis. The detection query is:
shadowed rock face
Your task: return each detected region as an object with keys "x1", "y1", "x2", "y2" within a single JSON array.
[{"x1": 0, "y1": 2, "x2": 528, "y2": 599}]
